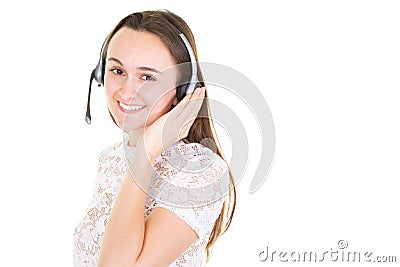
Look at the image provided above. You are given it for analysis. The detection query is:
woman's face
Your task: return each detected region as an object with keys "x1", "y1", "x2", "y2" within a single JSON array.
[{"x1": 104, "y1": 27, "x2": 178, "y2": 132}]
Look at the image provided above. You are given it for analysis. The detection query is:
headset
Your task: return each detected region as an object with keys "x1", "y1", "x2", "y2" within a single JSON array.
[{"x1": 85, "y1": 32, "x2": 200, "y2": 124}]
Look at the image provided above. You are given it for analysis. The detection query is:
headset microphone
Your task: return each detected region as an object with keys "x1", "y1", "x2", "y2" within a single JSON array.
[
  {"x1": 85, "y1": 32, "x2": 199, "y2": 124},
  {"x1": 84, "y1": 69, "x2": 95, "y2": 124}
]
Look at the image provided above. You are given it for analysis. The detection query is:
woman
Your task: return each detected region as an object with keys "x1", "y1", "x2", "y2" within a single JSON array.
[{"x1": 74, "y1": 10, "x2": 236, "y2": 266}]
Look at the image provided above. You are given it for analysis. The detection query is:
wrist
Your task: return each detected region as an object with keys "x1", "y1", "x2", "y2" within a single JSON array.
[
  {"x1": 134, "y1": 137, "x2": 160, "y2": 165},
  {"x1": 132, "y1": 139, "x2": 156, "y2": 166},
  {"x1": 129, "y1": 148, "x2": 156, "y2": 190},
  {"x1": 135, "y1": 147, "x2": 156, "y2": 166}
]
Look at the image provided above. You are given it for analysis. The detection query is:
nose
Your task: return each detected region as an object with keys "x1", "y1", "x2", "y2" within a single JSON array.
[{"x1": 119, "y1": 77, "x2": 140, "y2": 101}]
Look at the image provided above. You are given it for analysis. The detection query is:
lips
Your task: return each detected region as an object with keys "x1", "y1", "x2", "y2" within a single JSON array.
[{"x1": 117, "y1": 101, "x2": 146, "y2": 114}]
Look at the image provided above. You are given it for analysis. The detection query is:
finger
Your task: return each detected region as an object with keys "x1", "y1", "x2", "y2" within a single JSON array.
[
  {"x1": 176, "y1": 87, "x2": 205, "y2": 123},
  {"x1": 177, "y1": 87, "x2": 204, "y2": 117},
  {"x1": 170, "y1": 86, "x2": 204, "y2": 118}
]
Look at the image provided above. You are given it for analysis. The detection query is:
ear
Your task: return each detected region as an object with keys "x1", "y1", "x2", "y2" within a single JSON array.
[
  {"x1": 169, "y1": 94, "x2": 179, "y2": 111},
  {"x1": 172, "y1": 95, "x2": 179, "y2": 106}
]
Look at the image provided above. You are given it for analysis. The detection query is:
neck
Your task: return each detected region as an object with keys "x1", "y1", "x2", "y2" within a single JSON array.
[{"x1": 124, "y1": 128, "x2": 143, "y2": 147}]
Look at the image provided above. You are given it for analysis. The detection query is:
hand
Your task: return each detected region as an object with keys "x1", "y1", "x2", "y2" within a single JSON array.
[{"x1": 135, "y1": 87, "x2": 206, "y2": 164}]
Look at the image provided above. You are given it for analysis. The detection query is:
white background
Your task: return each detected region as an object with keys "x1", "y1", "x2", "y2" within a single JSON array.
[{"x1": 0, "y1": 0, "x2": 399, "y2": 266}]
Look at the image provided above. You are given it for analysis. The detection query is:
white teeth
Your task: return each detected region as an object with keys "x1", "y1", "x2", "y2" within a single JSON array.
[{"x1": 119, "y1": 102, "x2": 145, "y2": 111}]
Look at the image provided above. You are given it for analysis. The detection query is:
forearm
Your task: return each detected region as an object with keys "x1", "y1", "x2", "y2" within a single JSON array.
[{"x1": 98, "y1": 149, "x2": 155, "y2": 266}]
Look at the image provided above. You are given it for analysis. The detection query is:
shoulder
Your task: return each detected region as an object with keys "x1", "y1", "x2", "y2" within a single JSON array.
[
  {"x1": 97, "y1": 140, "x2": 124, "y2": 166},
  {"x1": 96, "y1": 138, "x2": 137, "y2": 177},
  {"x1": 150, "y1": 139, "x2": 230, "y2": 208},
  {"x1": 98, "y1": 137, "x2": 136, "y2": 163}
]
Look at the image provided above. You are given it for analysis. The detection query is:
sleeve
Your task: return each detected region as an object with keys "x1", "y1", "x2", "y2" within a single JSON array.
[
  {"x1": 156, "y1": 196, "x2": 225, "y2": 239},
  {"x1": 150, "y1": 141, "x2": 231, "y2": 239}
]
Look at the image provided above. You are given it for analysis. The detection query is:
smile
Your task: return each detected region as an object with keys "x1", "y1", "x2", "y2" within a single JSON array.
[{"x1": 118, "y1": 101, "x2": 146, "y2": 114}]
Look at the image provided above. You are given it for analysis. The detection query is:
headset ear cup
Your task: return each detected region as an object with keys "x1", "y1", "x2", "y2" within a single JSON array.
[
  {"x1": 94, "y1": 57, "x2": 105, "y2": 85},
  {"x1": 176, "y1": 84, "x2": 187, "y2": 102},
  {"x1": 176, "y1": 80, "x2": 205, "y2": 102},
  {"x1": 94, "y1": 38, "x2": 108, "y2": 85}
]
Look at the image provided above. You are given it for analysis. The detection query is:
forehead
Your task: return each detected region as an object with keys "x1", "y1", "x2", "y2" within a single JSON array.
[{"x1": 107, "y1": 27, "x2": 176, "y2": 70}]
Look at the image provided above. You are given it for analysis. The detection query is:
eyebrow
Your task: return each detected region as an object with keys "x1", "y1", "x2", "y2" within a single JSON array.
[{"x1": 108, "y1": 57, "x2": 161, "y2": 73}]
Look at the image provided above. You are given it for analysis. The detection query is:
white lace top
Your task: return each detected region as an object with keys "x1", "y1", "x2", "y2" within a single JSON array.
[{"x1": 73, "y1": 137, "x2": 230, "y2": 266}]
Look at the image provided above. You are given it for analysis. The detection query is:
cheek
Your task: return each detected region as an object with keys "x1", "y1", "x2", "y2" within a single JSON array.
[
  {"x1": 146, "y1": 90, "x2": 176, "y2": 118},
  {"x1": 104, "y1": 82, "x2": 118, "y2": 103}
]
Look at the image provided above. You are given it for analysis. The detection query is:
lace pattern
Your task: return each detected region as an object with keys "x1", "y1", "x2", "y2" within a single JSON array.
[{"x1": 73, "y1": 138, "x2": 229, "y2": 266}]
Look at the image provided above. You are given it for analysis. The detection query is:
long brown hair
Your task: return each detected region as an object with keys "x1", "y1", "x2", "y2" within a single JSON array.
[{"x1": 103, "y1": 9, "x2": 236, "y2": 263}]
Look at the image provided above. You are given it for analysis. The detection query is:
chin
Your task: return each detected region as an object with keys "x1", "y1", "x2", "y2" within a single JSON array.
[{"x1": 121, "y1": 118, "x2": 146, "y2": 131}]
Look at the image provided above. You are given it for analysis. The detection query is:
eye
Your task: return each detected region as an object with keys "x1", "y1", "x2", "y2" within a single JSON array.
[
  {"x1": 110, "y1": 68, "x2": 124, "y2": 76},
  {"x1": 141, "y1": 74, "x2": 156, "y2": 81}
]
